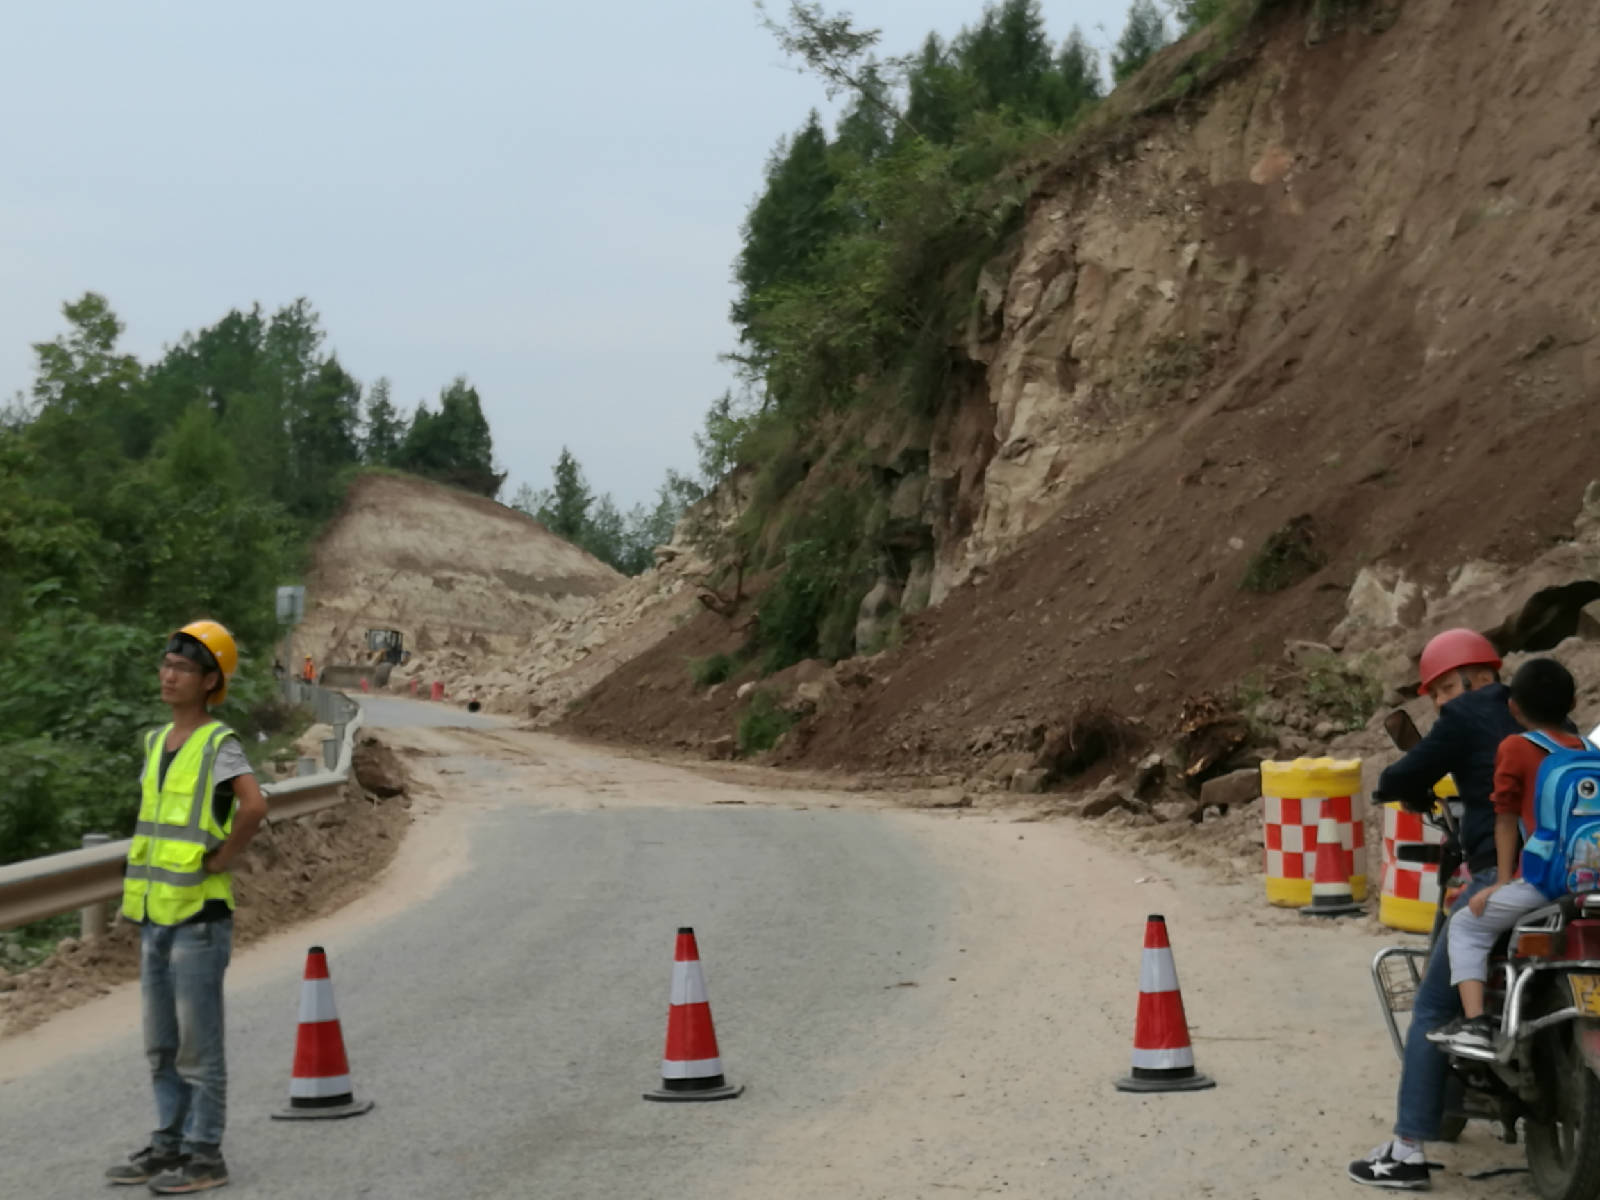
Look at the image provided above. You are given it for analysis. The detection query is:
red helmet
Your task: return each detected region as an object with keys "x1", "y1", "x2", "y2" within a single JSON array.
[{"x1": 1418, "y1": 628, "x2": 1502, "y2": 693}]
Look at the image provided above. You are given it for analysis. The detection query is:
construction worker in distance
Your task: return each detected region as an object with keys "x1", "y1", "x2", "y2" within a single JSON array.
[
  {"x1": 1348, "y1": 628, "x2": 1514, "y2": 1189},
  {"x1": 106, "y1": 620, "x2": 268, "y2": 1194},
  {"x1": 301, "y1": 654, "x2": 315, "y2": 684}
]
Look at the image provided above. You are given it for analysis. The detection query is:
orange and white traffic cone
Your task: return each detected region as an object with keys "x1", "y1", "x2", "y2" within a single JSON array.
[
  {"x1": 1115, "y1": 915, "x2": 1215, "y2": 1093},
  {"x1": 1301, "y1": 812, "x2": 1364, "y2": 917},
  {"x1": 643, "y1": 927, "x2": 743, "y2": 1102},
  {"x1": 271, "y1": 947, "x2": 375, "y2": 1120}
]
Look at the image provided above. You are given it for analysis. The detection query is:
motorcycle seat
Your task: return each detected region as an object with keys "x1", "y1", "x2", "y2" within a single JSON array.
[{"x1": 1484, "y1": 901, "x2": 1564, "y2": 962}]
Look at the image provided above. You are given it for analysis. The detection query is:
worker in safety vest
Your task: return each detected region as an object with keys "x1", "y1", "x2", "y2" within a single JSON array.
[
  {"x1": 301, "y1": 655, "x2": 315, "y2": 684},
  {"x1": 106, "y1": 620, "x2": 267, "y2": 1194}
]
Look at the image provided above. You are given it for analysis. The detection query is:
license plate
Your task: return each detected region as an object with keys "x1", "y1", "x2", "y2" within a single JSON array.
[{"x1": 1569, "y1": 974, "x2": 1600, "y2": 1017}]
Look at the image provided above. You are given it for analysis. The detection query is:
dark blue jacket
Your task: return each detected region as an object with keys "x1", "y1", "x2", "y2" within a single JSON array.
[{"x1": 1375, "y1": 683, "x2": 1519, "y2": 874}]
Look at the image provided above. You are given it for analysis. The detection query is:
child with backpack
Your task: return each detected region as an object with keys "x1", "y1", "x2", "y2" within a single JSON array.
[{"x1": 1430, "y1": 657, "x2": 1594, "y2": 1053}]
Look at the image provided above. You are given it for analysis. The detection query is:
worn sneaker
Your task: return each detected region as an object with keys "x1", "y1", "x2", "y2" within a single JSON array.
[
  {"x1": 1348, "y1": 1141, "x2": 1431, "y2": 1190},
  {"x1": 1426, "y1": 1015, "x2": 1495, "y2": 1054},
  {"x1": 147, "y1": 1155, "x2": 229, "y2": 1194},
  {"x1": 105, "y1": 1147, "x2": 187, "y2": 1186}
]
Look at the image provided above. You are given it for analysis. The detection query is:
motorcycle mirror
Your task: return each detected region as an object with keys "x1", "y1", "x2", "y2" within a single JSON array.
[{"x1": 1383, "y1": 709, "x2": 1422, "y2": 752}]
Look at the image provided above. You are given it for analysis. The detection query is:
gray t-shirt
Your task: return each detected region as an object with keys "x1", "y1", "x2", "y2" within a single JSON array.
[{"x1": 154, "y1": 732, "x2": 254, "y2": 825}]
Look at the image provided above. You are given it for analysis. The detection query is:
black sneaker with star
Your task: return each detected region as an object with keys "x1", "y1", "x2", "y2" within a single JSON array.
[{"x1": 1348, "y1": 1140, "x2": 1431, "y2": 1190}]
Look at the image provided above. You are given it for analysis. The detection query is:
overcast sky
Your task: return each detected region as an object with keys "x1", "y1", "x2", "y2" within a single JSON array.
[{"x1": 1, "y1": 0, "x2": 1136, "y2": 508}]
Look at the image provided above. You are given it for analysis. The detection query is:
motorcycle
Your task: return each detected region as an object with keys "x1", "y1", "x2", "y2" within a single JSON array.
[{"x1": 1370, "y1": 710, "x2": 1600, "y2": 1200}]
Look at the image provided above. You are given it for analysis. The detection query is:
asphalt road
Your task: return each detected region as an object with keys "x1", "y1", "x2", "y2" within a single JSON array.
[
  {"x1": 357, "y1": 694, "x2": 506, "y2": 730},
  {"x1": 0, "y1": 703, "x2": 953, "y2": 1199},
  {"x1": 0, "y1": 700, "x2": 1537, "y2": 1198}
]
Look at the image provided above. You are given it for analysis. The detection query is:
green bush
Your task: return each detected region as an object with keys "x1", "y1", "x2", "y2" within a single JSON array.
[
  {"x1": 757, "y1": 539, "x2": 843, "y2": 673},
  {"x1": 1301, "y1": 652, "x2": 1384, "y2": 732},
  {"x1": 1240, "y1": 516, "x2": 1325, "y2": 593},
  {"x1": 689, "y1": 653, "x2": 736, "y2": 689},
  {"x1": 737, "y1": 691, "x2": 797, "y2": 756},
  {"x1": 751, "y1": 483, "x2": 875, "y2": 674}
]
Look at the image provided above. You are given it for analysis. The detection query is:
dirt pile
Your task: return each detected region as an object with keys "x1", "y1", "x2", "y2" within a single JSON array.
[
  {"x1": 564, "y1": 0, "x2": 1600, "y2": 780},
  {"x1": 296, "y1": 473, "x2": 620, "y2": 682},
  {"x1": 0, "y1": 756, "x2": 412, "y2": 1037}
]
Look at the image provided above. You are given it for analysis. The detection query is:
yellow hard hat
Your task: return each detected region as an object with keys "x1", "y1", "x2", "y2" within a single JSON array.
[{"x1": 173, "y1": 619, "x2": 238, "y2": 706}]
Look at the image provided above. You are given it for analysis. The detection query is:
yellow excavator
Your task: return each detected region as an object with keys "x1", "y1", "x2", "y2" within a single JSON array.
[{"x1": 320, "y1": 628, "x2": 411, "y2": 690}]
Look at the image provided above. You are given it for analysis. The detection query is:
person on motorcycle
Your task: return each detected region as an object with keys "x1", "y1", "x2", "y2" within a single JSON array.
[
  {"x1": 1427, "y1": 657, "x2": 1587, "y2": 1054},
  {"x1": 1349, "y1": 628, "x2": 1512, "y2": 1190}
]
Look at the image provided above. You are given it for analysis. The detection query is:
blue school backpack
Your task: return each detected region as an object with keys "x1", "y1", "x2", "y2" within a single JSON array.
[{"x1": 1520, "y1": 731, "x2": 1600, "y2": 899}]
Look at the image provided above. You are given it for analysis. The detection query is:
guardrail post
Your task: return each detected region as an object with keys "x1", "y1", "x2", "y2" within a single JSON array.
[
  {"x1": 323, "y1": 724, "x2": 343, "y2": 769},
  {"x1": 80, "y1": 834, "x2": 112, "y2": 938},
  {"x1": 297, "y1": 756, "x2": 317, "y2": 777}
]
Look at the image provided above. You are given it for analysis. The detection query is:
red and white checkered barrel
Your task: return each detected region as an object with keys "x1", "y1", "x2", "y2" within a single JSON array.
[
  {"x1": 1259, "y1": 758, "x2": 1367, "y2": 907},
  {"x1": 1378, "y1": 774, "x2": 1466, "y2": 932},
  {"x1": 1379, "y1": 807, "x2": 1444, "y2": 932}
]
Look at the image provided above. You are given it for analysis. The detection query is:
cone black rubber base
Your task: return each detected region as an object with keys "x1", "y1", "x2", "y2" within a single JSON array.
[
  {"x1": 1115, "y1": 1071, "x2": 1215, "y2": 1094},
  {"x1": 643, "y1": 1082, "x2": 745, "y2": 1102},
  {"x1": 1300, "y1": 899, "x2": 1365, "y2": 917},
  {"x1": 272, "y1": 1098, "x2": 375, "y2": 1120}
]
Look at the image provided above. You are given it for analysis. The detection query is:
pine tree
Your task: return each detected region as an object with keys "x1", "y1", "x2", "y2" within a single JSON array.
[
  {"x1": 954, "y1": 0, "x2": 1055, "y2": 115},
  {"x1": 287, "y1": 355, "x2": 361, "y2": 516},
  {"x1": 832, "y1": 60, "x2": 896, "y2": 164},
  {"x1": 904, "y1": 33, "x2": 972, "y2": 145},
  {"x1": 362, "y1": 377, "x2": 404, "y2": 465},
  {"x1": 1049, "y1": 27, "x2": 1103, "y2": 121},
  {"x1": 537, "y1": 448, "x2": 593, "y2": 541},
  {"x1": 733, "y1": 113, "x2": 840, "y2": 343},
  {"x1": 1112, "y1": 0, "x2": 1170, "y2": 82},
  {"x1": 393, "y1": 377, "x2": 503, "y2": 498},
  {"x1": 580, "y1": 494, "x2": 627, "y2": 568}
]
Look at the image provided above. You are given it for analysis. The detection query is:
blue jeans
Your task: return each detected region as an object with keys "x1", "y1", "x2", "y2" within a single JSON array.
[
  {"x1": 1395, "y1": 870, "x2": 1496, "y2": 1142},
  {"x1": 140, "y1": 918, "x2": 233, "y2": 1156}
]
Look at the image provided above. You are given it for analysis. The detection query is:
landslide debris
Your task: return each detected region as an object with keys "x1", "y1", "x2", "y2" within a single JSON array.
[{"x1": 557, "y1": 0, "x2": 1600, "y2": 792}]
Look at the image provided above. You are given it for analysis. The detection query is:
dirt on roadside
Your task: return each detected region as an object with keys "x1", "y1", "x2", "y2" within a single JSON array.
[{"x1": 0, "y1": 751, "x2": 413, "y2": 1039}]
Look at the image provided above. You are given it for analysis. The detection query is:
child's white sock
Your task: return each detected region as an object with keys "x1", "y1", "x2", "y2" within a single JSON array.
[{"x1": 1392, "y1": 1137, "x2": 1424, "y2": 1162}]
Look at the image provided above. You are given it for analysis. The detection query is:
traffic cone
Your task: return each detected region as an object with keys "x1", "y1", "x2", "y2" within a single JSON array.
[
  {"x1": 1301, "y1": 812, "x2": 1364, "y2": 917},
  {"x1": 271, "y1": 947, "x2": 375, "y2": 1120},
  {"x1": 643, "y1": 927, "x2": 743, "y2": 1102},
  {"x1": 1115, "y1": 915, "x2": 1215, "y2": 1093}
]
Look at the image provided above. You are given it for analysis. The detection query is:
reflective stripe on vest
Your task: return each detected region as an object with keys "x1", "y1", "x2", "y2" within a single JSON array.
[{"x1": 122, "y1": 721, "x2": 237, "y2": 925}]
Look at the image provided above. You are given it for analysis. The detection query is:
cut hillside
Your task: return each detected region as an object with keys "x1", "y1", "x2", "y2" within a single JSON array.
[
  {"x1": 564, "y1": 0, "x2": 1600, "y2": 775},
  {"x1": 297, "y1": 473, "x2": 621, "y2": 674},
  {"x1": 427, "y1": 479, "x2": 751, "y2": 718}
]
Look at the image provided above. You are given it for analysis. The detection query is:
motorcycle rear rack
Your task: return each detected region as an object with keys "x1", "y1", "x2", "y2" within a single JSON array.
[{"x1": 1373, "y1": 945, "x2": 1430, "y2": 1060}]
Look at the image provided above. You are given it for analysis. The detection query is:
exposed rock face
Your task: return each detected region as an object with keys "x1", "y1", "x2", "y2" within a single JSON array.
[
  {"x1": 855, "y1": 577, "x2": 903, "y2": 656},
  {"x1": 496, "y1": 1, "x2": 1600, "y2": 784}
]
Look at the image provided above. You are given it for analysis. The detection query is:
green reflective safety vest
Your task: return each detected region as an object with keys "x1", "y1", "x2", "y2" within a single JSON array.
[{"x1": 121, "y1": 721, "x2": 237, "y2": 926}]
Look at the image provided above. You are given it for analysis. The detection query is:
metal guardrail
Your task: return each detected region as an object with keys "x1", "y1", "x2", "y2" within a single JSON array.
[{"x1": 0, "y1": 684, "x2": 363, "y2": 932}]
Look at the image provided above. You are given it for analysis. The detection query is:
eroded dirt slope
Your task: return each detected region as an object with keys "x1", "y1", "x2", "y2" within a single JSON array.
[{"x1": 566, "y1": 0, "x2": 1600, "y2": 774}]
